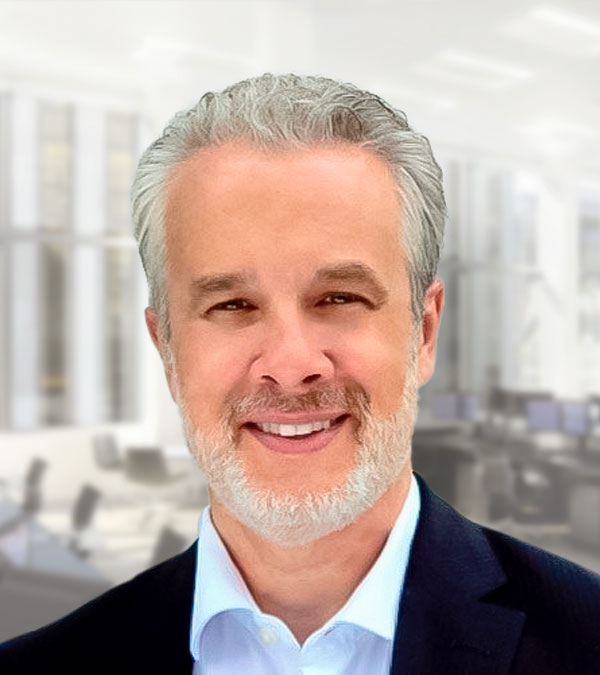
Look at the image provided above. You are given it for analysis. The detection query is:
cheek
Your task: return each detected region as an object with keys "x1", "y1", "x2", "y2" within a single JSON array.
[
  {"x1": 172, "y1": 331, "x2": 251, "y2": 424},
  {"x1": 336, "y1": 334, "x2": 411, "y2": 416}
]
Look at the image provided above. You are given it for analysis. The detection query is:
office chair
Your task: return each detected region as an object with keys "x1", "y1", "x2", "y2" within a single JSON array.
[
  {"x1": 123, "y1": 447, "x2": 187, "y2": 530},
  {"x1": 0, "y1": 458, "x2": 47, "y2": 515},
  {"x1": 69, "y1": 484, "x2": 103, "y2": 557},
  {"x1": 92, "y1": 433, "x2": 122, "y2": 470},
  {"x1": 148, "y1": 526, "x2": 189, "y2": 568},
  {"x1": 21, "y1": 458, "x2": 48, "y2": 517},
  {"x1": 0, "y1": 459, "x2": 48, "y2": 566},
  {"x1": 511, "y1": 464, "x2": 552, "y2": 523},
  {"x1": 124, "y1": 447, "x2": 184, "y2": 486},
  {"x1": 72, "y1": 485, "x2": 102, "y2": 531}
]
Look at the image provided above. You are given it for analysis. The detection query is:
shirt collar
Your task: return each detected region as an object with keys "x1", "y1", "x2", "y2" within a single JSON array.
[
  {"x1": 190, "y1": 474, "x2": 420, "y2": 659},
  {"x1": 326, "y1": 474, "x2": 420, "y2": 640},
  {"x1": 189, "y1": 507, "x2": 260, "y2": 660}
]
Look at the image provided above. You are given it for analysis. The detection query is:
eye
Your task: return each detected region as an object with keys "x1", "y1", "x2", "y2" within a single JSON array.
[
  {"x1": 319, "y1": 293, "x2": 366, "y2": 306},
  {"x1": 209, "y1": 298, "x2": 254, "y2": 313}
]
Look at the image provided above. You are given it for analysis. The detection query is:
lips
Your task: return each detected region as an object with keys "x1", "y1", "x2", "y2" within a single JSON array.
[{"x1": 243, "y1": 414, "x2": 349, "y2": 455}]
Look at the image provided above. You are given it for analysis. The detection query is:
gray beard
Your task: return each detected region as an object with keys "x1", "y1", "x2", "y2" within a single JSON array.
[{"x1": 171, "y1": 341, "x2": 419, "y2": 547}]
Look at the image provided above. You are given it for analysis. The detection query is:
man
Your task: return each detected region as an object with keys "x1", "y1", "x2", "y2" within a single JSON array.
[{"x1": 1, "y1": 73, "x2": 599, "y2": 673}]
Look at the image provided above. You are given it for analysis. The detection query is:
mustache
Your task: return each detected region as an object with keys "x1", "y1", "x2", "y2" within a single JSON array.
[{"x1": 223, "y1": 383, "x2": 372, "y2": 427}]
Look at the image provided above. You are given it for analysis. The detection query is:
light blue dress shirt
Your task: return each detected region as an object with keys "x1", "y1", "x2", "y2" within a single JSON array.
[{"x1": 190, "y1": 475, "x2": 420, "y2": 674}]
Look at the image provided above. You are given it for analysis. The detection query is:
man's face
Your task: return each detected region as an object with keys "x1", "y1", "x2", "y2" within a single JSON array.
[{"x1": 148, "y1": 141, "x2": 441, "y2": 545}]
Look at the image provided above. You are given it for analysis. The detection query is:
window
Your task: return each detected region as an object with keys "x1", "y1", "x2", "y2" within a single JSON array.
[{"x1": 0, "y1": 94, "x2": 143, "y2": 429}]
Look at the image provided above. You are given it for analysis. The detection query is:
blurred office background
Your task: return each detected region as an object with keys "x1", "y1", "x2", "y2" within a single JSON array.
[{"x1": 1, "y1": 0, "x2": 600, "y2": 641}]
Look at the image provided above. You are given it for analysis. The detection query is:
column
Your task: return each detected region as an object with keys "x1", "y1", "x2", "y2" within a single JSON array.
[
  {"x1": 70, "y1": 105, "x2": 107, "y2": 424},
  {"x1": 8, "y1": 94, "x2": 40, "y2": 429}
]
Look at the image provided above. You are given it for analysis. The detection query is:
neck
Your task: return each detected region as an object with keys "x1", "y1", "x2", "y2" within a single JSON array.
[{"x1": 210, "y1": 465, "x2": 413, "y2": 644}]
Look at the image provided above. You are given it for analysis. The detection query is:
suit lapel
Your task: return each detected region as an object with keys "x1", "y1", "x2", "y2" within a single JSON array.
[
  {"x1": 390, "y1": 475, "x2": 525, "y2": 674},
  {"x1": 129, "y1": 543, "x2": 197, "y2": 673}
]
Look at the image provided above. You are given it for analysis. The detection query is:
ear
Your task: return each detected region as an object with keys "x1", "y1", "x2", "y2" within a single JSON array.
[
  {"x1": 145, "y1": 306, "x2": 162, "y2": 352},
  {"x1": 417, "y1": 278, "x2": 444, "y2": 386},
  {"x1": 144, "y1": 307, "x2": 178, "y2": 402}
]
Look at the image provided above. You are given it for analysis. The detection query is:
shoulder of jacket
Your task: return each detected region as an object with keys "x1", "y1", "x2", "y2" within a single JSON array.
[{"x1": 0, "y1": 543, "x2": 198, "y2": 672}]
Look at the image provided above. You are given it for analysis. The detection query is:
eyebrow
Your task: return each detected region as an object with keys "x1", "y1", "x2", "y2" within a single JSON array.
[
  {"x1": 187, "y1": 261, "x2": 389, "y2": 311},
  {"x1": 188, "y1": 272, "x2": 258, "y2": 312},
  {"x1": 313, "y1": 262, "x2": 389, "y2": 305}
]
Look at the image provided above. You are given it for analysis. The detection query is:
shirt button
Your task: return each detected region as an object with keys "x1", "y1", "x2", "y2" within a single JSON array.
[{"x1": 259, "y1": 625, "x2": 278, "y2": 644}]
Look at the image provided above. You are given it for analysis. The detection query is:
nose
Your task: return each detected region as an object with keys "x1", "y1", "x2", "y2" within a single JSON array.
[{"x1": 249, "y1": 312, "x2": 334, "y2": 390}]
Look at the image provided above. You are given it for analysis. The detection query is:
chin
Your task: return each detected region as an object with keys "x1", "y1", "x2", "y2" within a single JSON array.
[
  {"x1": 173, "y1": 336, "x2": 420, "y2": 546},
  {"x1": 182, "y1": 386, "x2": 418, "y2": 548}
]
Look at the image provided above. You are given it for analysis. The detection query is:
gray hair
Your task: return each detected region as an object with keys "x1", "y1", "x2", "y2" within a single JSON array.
[{"x1": 132, "y1": 73, "x2": 446, "y2": 341}]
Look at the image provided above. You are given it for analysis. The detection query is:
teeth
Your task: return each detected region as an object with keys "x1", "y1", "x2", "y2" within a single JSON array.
[{"x1": 256, "y1": 419, "x2": 333, "y2": 436}]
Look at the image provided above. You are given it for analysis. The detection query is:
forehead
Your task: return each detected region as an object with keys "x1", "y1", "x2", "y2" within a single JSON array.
[{"x1": 164, "y1": 140, "x2": 405, "y2": 283}]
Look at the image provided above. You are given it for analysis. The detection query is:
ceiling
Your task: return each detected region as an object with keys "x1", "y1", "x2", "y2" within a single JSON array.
[{"x1": 0, "y1": 0, "x2": 599, "y2": 171}]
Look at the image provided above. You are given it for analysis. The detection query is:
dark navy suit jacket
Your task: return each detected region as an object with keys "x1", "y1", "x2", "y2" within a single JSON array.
[{"x1": 1, "y1": 475, "x2": 600, "y2": 674}]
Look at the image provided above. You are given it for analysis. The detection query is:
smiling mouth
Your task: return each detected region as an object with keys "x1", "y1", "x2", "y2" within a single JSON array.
[{"x1": 243, "y1": 414, "x2": 350, "y2": 454}]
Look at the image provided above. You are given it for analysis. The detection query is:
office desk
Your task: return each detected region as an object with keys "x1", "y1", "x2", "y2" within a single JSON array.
[
  {"x1": 534, "y1": 453, "x2": 600, "y2": 548},
  {"x1": 412, "y1": 429, "x2": 492, "y2": 511},
  {"x1": 0, "y1": 500, "x2": 110, "y2": 642},
  {"x1": 414, "y1": 427, "x2": 600, "y2": 525}
]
